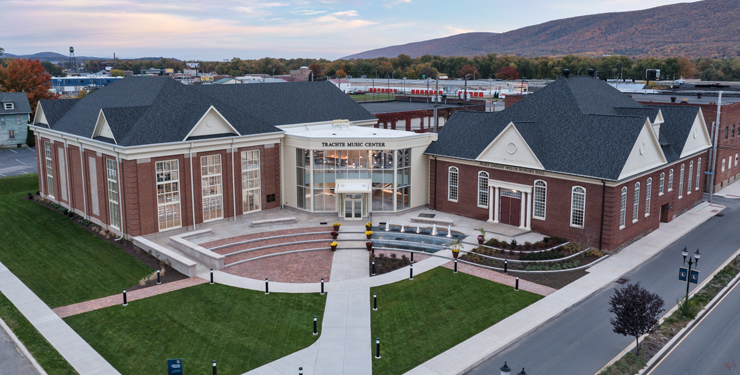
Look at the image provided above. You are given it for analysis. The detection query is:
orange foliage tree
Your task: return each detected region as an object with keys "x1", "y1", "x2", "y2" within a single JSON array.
[
  {"x1": 495, "y1": 66, "x2": 520, "y2": 80},
  {"x1": 456, "y1": 64, "x2": 478, "y2": 78},
  {"x1": 0, "y1": 59, "x2": 60, "y2": 119}
]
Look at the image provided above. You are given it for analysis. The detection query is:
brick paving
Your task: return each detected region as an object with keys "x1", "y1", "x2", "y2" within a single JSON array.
[
  {"x1": 224, "y1": 241, "x2": 333, "y2": 265},
  {"x1": 441, "y1": 261, "x2": 557, "y2": 296},
  {"x1": 200, "y1": 226, "x2": 333, "y2": 248},
  {"x1": 223, "y1": 250, "x2": 334, "y2": 283},
  {"x1": 215, "y1": 233, "x2": 333, "y2": 256},
  {"x1": 52, "y1": 277, "x2": 208, "y2": 318}
]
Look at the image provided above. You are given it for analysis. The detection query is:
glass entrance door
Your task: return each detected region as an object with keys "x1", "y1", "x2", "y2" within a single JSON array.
[{"x1": 344, "y1": 194, "x2": 363, "y2": 219}]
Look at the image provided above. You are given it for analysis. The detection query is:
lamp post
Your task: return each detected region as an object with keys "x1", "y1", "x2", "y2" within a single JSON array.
[
  {"x1": 681, "y1": 247, "x2": 701, "y2": 302},
  {"x1": 464, "y1": 73, "x2": 472, "y2": 110},
  {"x1": 500, "y1": 361, "x2": 511, "y2": 375}
]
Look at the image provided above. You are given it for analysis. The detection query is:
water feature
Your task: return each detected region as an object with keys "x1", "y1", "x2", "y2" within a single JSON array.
[
  {"x1": 446, "y1": 225, "x2": 452, "y2": 238},
  {"x1": 400, "y1": 224, "x2": 405, "y2": 232},
  {"x1": 385, "y1": 222, "x2": 390, "y2": 231},
  {"x1": 372, "y1": 226, "x2": 466, "y2": 253},
  {"x1": 431, "y1": 224, "x2": 437, "y2": 236}
]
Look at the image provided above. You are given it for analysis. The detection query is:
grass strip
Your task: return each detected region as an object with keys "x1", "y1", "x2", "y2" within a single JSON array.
[
  {"x1": 0, "y1": 174, "x2": 152, "y2": 308},
  {"x1": 65, "y1": 284, "x2": 326, "y2": 375},
  {"x1": 0, "y1": 292, "x2": 77, "y2": 374},
  {"x1": 371, "y1": 267, "x2": 542, "y2": 375}
]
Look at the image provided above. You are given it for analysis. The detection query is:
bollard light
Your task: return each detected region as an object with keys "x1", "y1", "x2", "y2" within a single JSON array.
[
  {"x1": 372, "y1": 260, "x2": 376, "y2": 276},
  {"x1": 313, "y1": 315, "x2": 318, "y2": 335},
  {"x1": 265, "y1": 278, "x2": 269, "y2": 295},
  {"x1": 504, "y1": 259, "x2": 508, "y2": 274},
  {"x1": 299, "y1": 366, "x2": 303, "y2": 375},
  {"x1": 454, "y1": 258, "x2": 458, "y2": 273},
  {"x1": 515, "y1": 276, "x2": 519, "y2": 291},
  {"x1": 411, "y1": 251, "x2": 414, "y2": 263},
  {"x1": 122, "y1": 288, "x2": 128, "y2": 306},
  {"x1": 157, "y1": 269, "x2": 161, "y2": 285},
  {"x1": 500, "y1": 361, "x2": 511, "y2": 375},
  {"x1": 409, "y1": 263, "x2": 413, "y2": 280},
  {"x1": 213, "y1": 360, "x2": 217, "y2": 375},
  {"x1": 373, "y1": 293, "x2": 378, "y2": 311},
  {"x1": 320, "y1": 278, "x2": 325, "y2": 295},
  {"x1": 210, "y1": 269, "x2": 214, "y2": 284},
  {"x1": 375, "y1": 337, "x2": 381, "y2": 359}
]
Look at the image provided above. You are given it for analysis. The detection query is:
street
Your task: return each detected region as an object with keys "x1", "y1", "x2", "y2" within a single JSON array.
[
  {"x1": 0, "y1": 147, "x2": 37, "y2": 177},
  {"x1": 0, "y1": 325, "x2": 38, "y2": 375},
  {"x1": 466, "y1": 195, "x2": 740, "y2": 374},
  {"x1": 646, "y1": 274, "x2": 740, "y2": 375}
]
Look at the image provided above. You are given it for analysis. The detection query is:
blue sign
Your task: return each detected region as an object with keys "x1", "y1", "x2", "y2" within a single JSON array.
[
  {"x1": 678, "y1": 267, "x2": 688, "y2": 282},
  {"x1": 167, "y1": 359, "x2": 183, "y2": 375},
  {"x1": 705, "y1": 171, "x2": 713, "y2": 175},
  {"x1": 690, "y1": 269, "x2": 700, "y2": 284}
]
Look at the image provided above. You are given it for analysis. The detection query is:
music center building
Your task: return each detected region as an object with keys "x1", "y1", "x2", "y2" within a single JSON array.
[{"x1": 32, "y1": 73, "x2": 710, "y2": 251}]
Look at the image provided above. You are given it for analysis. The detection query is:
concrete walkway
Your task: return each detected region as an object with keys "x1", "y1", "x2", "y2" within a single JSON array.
[
  {"x1": 52, "y1": 277, "x2": 208, "y2": 318},
  {"x1": 714, "y1": 177, "x2": 740, "y2": 198},
  {"x1": 405, "y1": 201, "x2": 724, "y2": 375},
  {"x1": 0, "y1": 263, "x2": 120, "y2": 375}
]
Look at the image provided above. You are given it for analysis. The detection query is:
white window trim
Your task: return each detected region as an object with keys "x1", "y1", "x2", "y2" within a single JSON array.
[
  {"x1": 619, "y1": 186, "x2": 627, "y2": 229},
  {"x1": 106, "y1": 159, "x2": 120, "y2": 229},
  {"x1": 645, "y1": 178, "x2": 652, "y2": 217},
  {"x1": 448, "y1": 166, "x2": 458, "y2": 202},
  {"x1": 477, "y1": 171, "x2": 489, "y2": 208},
  {"x1": 569, "y1": 186, "x2": 586, "y2": 229},
  {"x1": 659, "y1": 172, "x2": 665, "y2": 196},
  {"x1": 632, "y1": 182, "x2": 640, "y2": 223},
  {"x1": 44, "y1": 142, "x2": 55, "y2": 199},
  {"x1": 533, "y1": 179, "x2": 547, "y2": 220},
  {"x1": 687, "y1": 162, "x2": 693, "y2": 195},
  {"x1": 3, "y1": 103, "x2": 13, "y2": 110},
  {"x1": 201, "y1": 154, "x2": 224, "y2": 223},
  {"x1": 678, "y1": 165, "x2": 684, "y2": 199},
  {"x1": 668, "y1": 169, "x2": 674, "y2": 192},
  {"x1": 241, "y1": 149, "x2": 261, "y2": 214},
  {"x1": 156, "y1": 160, "x2": 182, "y2": 232},
  {"x1": 696, "y1": 158, "x2": 701, "y2": 191}
]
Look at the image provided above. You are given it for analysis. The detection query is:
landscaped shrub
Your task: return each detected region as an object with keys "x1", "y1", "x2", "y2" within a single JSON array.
[
  {"x1": 584, "y1": 249, "x2": 606, "y2": 258},
  {"x1": 524, "y1": 242, "x2": 532, "y2": 250},
  {"x1": 510, "y1": 239, "x2": 518, "y2": 248},
  {"x1": 500, "y1": 241, "x2": 509, "y2": 249}
]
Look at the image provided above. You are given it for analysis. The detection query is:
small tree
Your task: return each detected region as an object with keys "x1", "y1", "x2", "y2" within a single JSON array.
[
  {"x1": 608, "y1": 283, "x2": 664, "y2": 355},
  {"x1": 110, "y1": 69, "x2": 124, "y2": 77},
  {"x1": 0, "y1": 58, "x2": 60, "y2": 120},
  {"x1": 495, "y1": 66, "x2": 519, "y2": 80}
]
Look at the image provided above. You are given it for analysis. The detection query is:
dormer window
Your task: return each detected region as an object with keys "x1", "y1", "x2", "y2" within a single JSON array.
[{"x1": 3, "y1": 103, "x2": 13, "y2": 110}]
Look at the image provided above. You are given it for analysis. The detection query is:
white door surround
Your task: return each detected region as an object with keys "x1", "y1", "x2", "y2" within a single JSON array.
[{"x1": 487, "y1": 179, "x2": 532, "y2": 230}]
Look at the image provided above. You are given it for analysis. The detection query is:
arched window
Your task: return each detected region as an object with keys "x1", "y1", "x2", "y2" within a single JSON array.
[
  {"x1": 477, "y1": 171, "x2": 489, "y2": 207},
  {"x1": 668, "y1": 169, "x2": 674, "y2": 191},
  {"x1": 696, "y1": 158, "x2": 701, "y2": 191},
  {"x1": 632, "y1": 182, "x2": 640, "y2": 222},
  {"x1": 645, "y1": 178, "x2": 652, "y2": 217},
  {"x1": 448, "y1": 167, "x2": 458, "y2": 202},
  {"x1": 533, "y1": 180, "x2": 547, "y2": 220},
  {"x1": 570, "y1": 186, "x2": 586, "y2": 228},
  {"x1": 687, "y1": 161, "x2": 693, "y2": 194},
  {"x1": 679, "y1": 165, "x2": 685, "y2": 198},
  {"x1": 620, "y1": 187, "x2": 627, "y2": 229},
  {"x1": 659, "y1": 172, "x2": 665, "y2": 195}
]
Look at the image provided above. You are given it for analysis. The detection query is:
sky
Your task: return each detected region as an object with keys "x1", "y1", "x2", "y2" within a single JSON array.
[{"x1": 2, "y1": 0, "x2": 700, "y2": 61}]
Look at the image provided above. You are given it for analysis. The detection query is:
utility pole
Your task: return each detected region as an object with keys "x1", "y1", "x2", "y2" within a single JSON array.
[
  {"x1": 708, "y1": 91, "x2": 723, "y2": 202},
  {"x1": 434, "y1": 77, "x2": 439, "y2": 133},
  {"x1": 464, "y1": 74, "x2": 469, "y2": 110}
]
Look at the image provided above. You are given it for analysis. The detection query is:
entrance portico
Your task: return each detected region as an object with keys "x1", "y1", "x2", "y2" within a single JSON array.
[
  {"x1": 336, "y1": 180, "x2": 370, "y2": 219},
  {"x1": 487, "y1": 179, "x2": 532, "y2": 230}
]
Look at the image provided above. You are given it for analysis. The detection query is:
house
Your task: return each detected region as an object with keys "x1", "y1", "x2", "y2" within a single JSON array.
[{"x1": 0, "y1": 93, "x2": 32, "y2": 148}]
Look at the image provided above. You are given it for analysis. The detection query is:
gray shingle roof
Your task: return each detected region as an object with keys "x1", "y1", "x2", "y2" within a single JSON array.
[
  {"x1": 425, "y1": 76, "x2": 700, "y2": 181},
  {"x1": 0, "y1": 92, "x2": 32, "y2": 115},
  {"x1": 37, "y1": 77, "x2": 377, "y2": 147}
]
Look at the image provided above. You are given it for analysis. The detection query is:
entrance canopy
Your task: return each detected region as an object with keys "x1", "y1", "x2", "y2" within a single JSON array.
[{"x1": 335, "y1": 179, "x2": 371, "y2": 194}]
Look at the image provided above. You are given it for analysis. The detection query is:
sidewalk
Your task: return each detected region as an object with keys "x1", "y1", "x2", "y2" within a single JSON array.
[
  {"x1": 405, "y1": 201, "x2": 724, "y2": 375},
  {"x1": 714, "y1": 177, "x2": 740, "y2": 198},
  {"x1": 0, "y1": 262, "x2": 120, "y2": 375}
]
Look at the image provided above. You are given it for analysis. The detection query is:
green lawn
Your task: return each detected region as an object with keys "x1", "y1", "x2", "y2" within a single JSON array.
[
  {"x1": 65, "y1": 284, "x2": 326, "y2": 375},
  {"x1": 0, "y1": 174, "x2": 152, "y2": 308},
  {"x1": 350, "y1": 93, "x2": 396, "y2": 101},
  {"x1": 371, "y1": 268, "x2": 542, "y2": 375},
  {"x1": 0, "y1": 292, "x2": 77, "y2": 374}
]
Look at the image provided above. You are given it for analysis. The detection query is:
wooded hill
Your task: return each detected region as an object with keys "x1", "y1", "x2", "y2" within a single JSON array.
[{"x1": 343, "y1": 0, "x2": 740, "y2": 59}]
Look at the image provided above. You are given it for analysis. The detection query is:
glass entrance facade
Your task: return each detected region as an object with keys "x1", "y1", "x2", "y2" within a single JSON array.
[{"x1": 295, "y1": 148, "x2": 412, "y2": 213}]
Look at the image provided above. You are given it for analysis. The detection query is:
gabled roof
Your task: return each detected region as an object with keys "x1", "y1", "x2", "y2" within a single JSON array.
[
  {"x1": 425, "y1": 76, "x2": 702, "y2": 181},
  {"x1": 34, "y1": 77, "x2": 377, "y2": 147},
  {"x1": 0, "y1": 92, "x2": 32, "y2": 115}
]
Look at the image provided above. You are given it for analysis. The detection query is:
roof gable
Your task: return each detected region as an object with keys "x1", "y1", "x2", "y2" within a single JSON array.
[
  {"x1": 184, "y1": 106, "x2": 240, "y2": 141},
  {"x1": 680, "y1": 109, "x2": 712, "y2": 158},
  {"x1": 618, "y1": 118, "x2": 667, "y2": 180},
  {"x1": 476, "y1": 122, "x2": 544, "y2": 170},
  {"x1": 34, "y1": 104, "x2": 49, "y2": 128},
  {"x1": 92, "y1": 110, "x2": 117, "y2": 144}
]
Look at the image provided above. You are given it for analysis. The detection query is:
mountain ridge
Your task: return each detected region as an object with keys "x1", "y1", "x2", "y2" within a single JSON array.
[{"x1": 343, "y1": 0, "x2": 740, "y2": 59}]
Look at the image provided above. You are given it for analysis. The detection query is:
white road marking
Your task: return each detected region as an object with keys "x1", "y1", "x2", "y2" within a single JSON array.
[
  {"x1": 15, "y1": 159, "x2": 27, "y2": 166},
  {"x1": 8, "y1": 149, "x2": 17, "y2": 153}
]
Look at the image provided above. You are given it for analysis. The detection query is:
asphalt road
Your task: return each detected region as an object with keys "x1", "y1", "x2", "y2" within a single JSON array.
[
  {"x1": 0, "y1": 147, "x2": 37, "y2": 177},
  {"x1": 466, "y1": 195, "x2": 740, "y2": 374},
  {"x1": 0, "y1": 326, "x2": 38, "y2": 375},
  {"x1": 646, "y1": 275, "x2": 740, "y2": 375}
]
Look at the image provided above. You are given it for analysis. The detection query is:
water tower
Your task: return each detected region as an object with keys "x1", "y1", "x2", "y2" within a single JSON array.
[{"x1": 68, "y1": 46, "x2": 77, "y2": 71}]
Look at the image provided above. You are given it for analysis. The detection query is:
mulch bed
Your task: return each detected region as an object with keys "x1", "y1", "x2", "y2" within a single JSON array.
[
  {"x1": 27, "y1": 195, "x2": 187, "y2": 291},
  {"x1": 370, "y1": 252, "x2": 412, "y2": 276},
  {"x1": 510, "y1": 269, "x2": 589, "y2": 290}
]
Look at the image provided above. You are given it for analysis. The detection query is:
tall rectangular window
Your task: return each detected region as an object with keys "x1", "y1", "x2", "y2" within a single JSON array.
[
  {"x1": 448, "y1": 167, "x2": 458, "y2": 202},
  {"x1": 668, "y1": 169, "x2": 674, "y2": 191},
  {"x1": 477, "y1": 172, "x2": 489, "y2": 208},
  {"x1": 8, "y1": 131, "x2": 14, "y2": 139},
  {"x1": 296, "y1": 149, "x2": 311, "y2": 210},
  {"x1": 678, "y1": 165, "x2": 684, "y2": 198},
  {"x1": 201, "y1": 155, "x2": 223, "y2": 221},
  {"x1": 632, "y1": 183, "x2": 640, "y2": 223},
  {"x1": 15, "y1": 115, "x2": 21, "y2": 125},
  {"x1": 44, "y1": 142, "x2": 54, "y2": 198},
  {"x1": 687, "y1": 162, "x2": 693, "y2": 194},
  {"x1": 659, "y1": 172, "x2": 665, "y2": 195},
  {"x1": 106, "y1": 159, "x2": 120, "y2": 229},
  {"x1": 619, "y1": 187, "x2": 627, "y2": 229},
  {"x1": 241, "y1": 150, "x2": 261, "y2": 214},
  {"x1": 396, "y1": 149, "x2": 411, "y2": 210},
  {"x1": 533, "y1": 180, "x2": 547, "y2": 220},
  {"x1": 156, "y1": 160, "x2": 181, "y2": 230},
  {"x1": 696, "y1": 158, "x2": 701, "y2": 191},
  {"x1": 570, "y1": 187, "x2": 586, "y2": 228},
  {"x1": 645, "y1": 178, "x2": 652, "y2": 217}
]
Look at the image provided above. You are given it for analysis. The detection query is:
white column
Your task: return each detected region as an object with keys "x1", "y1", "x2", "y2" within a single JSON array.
[
  {"x1": 526, "y1": 190, "x2": 532, "y2": 230},
  {"x1": 493, "y1": 186, "x2": 500, "y2": 223},
  {"x1": 519, "y1": 192, "x2": 526, "y2": 229},
  {"x1": 487, "y1": 185, "x2": 494, "y2": 222}
]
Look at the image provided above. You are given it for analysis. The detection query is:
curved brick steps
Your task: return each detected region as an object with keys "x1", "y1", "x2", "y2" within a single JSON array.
[
  {"x1": 224, "y1": 241, "x2": 334, "y2": 265},
  {"x1": 200, "y1": 226, "x2": 333, "y2": 249},
  {"x1": 214, "y1": 233, "x2": 334, "y2": 256},
  {"x1": 222, "y1": 250, "x2": 334, "y2": 283}
]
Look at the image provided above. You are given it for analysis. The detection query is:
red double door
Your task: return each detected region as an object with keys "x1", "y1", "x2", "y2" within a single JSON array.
[{"x1": 499, "y1": 193, "x2": 521, "y2": 226}]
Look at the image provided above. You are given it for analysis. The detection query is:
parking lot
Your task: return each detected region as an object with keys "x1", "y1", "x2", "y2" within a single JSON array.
[{"x1": 0, "y1": 147, "x2": 38, "y2": 177}]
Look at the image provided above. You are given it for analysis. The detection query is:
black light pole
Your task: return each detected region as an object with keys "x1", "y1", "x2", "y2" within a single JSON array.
[
  {"x1": 682, "y1": 247, "x2": 701, "y2": 302},
  {"x1": 212, "y1": 360, "x2": 217, "y2": 375},
  {"x1": 500, "y1": 362, "x2": 511, "y2": 375}
]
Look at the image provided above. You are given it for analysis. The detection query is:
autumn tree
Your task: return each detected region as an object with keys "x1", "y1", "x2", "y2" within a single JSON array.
[
  {"x1": 308, "y1": 63, "x2": 322, "y2": 80},
  {"x1": 0, "y1": 59, "x2": 60, "y2": 120},
  {"x1": 456, "y1": 64, "x2": 478, "y2": 78},
  {"x1": 41, "y1": 61, "x2": 64, "y2": 77},
  {"x1": 336, "y1": 69, "x2": 347, "y2": 78},
  {"x1": 495, "y1": 66, "x2": 520, "y2": 80},
  {"x1": 110, "y1": 69, "x2": 124, "y2": 77},
  {"x1": 608, "y1": 283, "x2": 664, "y2": 355},
  {"x1": 677, "y1": 56, "x2": 695, "y2": 79}
]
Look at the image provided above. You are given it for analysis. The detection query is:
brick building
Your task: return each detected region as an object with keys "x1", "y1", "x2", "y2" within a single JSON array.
[{"x1": 426, "y1": 71, "x2": 711, "y2": 251}]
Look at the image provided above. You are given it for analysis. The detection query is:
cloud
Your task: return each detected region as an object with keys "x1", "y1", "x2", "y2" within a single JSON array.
[
  {"x1": 292, "y1": 9, "x2": 328, "y2": 15},
  {"x1": 384, "y1": 0, "x2": 411, "y2": 8},
  {"x1": 331, "y1": 10, "x2": 359, "y2": 17}
]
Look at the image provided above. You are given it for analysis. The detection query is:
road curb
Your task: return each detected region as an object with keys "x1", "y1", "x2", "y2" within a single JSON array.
[{"x1": 0, "y1": 316, "x2": 48, "y2": 375}]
